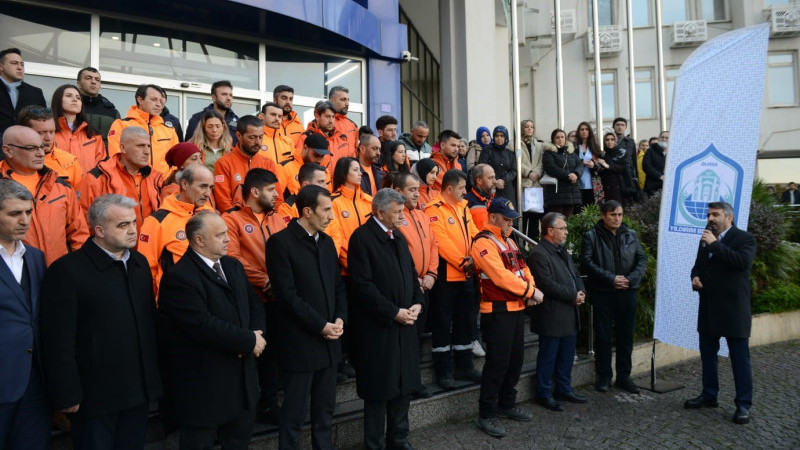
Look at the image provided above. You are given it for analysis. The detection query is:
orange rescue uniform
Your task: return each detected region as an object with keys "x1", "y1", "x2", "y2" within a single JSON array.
[
  {"x1": 213, "y1": 146, "x2": 286, "y2": 213},
  {"x1": 334, "y1": 113, "x2": 358, "y2": 155},
  {"x1": 397, "y1": 206, "x2": 439, "y2": 279},
  {"x1": 471, "y1": 223, "x2": 535, "y2": 313},
  {"x1": 326, "y1": 184, "x2": 372, "y2": 271},
  {"x1": 424, "y1": 194, "x2": 479, "y2": 282},
  {"x1": 76, "y1": 154, "x2": 163, "y2": 230},
  {"x1": 430, "y1": 152, "x2": 462, "y2": 192},
  {"x1": 261, "y1": 126, "x2": 296, "y2": 165},
  {"x1": 417, "y1": 184, "x2": 440, "y2": 210},
  {"x1": 280, "y1": 111, "x2": 305, "y2": 145},
  {"x1": 54, "y1": 117, "x2": 106, "y2": 173},
  {"x1": 107, "y1": 106, "x2": 180, "y2": 176},
  {"x1": 44, "y1": 147, "x2": 82, "y2": 188},
  {"x1": 297, "y1": 123, "x2": 355, "y2": 174},
  {"x1": 137, "y1": 193, "x2": 214, "y2": 299},
  {"x1": 1, "y1": 162, "x2": 89, "y2": 266},
  {"x1": 222, "y1": 205, "x2": 291, "y2": 302}
]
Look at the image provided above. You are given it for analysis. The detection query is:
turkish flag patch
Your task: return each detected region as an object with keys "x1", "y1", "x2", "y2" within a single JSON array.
[
  {"x1": 108, "y1": 129, "x2": 115, "y2": 136},
  {"x1": 214, "y1": 175, "x2": 225, "y2": 183},
  {"x1": 429, "y1": 216, "x2": 439, "y2": 223},
  {"x1": 282, "y1": 216, "x2": 291, "y2": 224},
  {"x1": 479, "y1": 249, "x2": 489, "y2": 258},
  {"x1": 139, "y1": 234, "x2": 150, "y2": 243}
]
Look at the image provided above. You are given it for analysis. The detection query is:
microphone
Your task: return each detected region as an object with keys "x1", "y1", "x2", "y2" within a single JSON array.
[{"x1": 700, "y1": 222, "x2": 712, "y2": 248}]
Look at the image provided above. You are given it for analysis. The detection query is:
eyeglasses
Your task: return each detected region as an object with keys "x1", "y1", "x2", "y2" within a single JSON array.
[
  {"x1": 5, "y1": 143, "x2": 48, "y2": 152},
  {"x1": 553, "y1": 226, "x2": 568, "y2": 231}
]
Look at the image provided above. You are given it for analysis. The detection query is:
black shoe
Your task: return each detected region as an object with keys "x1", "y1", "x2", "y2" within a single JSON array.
[
  {"x1": 454, "y1": 368, "x2": 482, "y2": 383},
  {"x1": 256, "y1": 405, "x2": 281, "y2": 424},
  {"x1": 437, "y1": 375, "x2": 456, "y2": 390},
  {"x1": 684, "y1": 394, "x2": 719, "y2": 409},
  {"x1": 475, "y1": 417, "x2": 506, "y2": 438},
  {"x1": 732, "y1": 406, "x2": 750, "y2": 424},
  {"x1": 497, "y1": 407, "x2": 533, "y2": 421},
  {"x1": 411, "y1": 385, "x2": 432, "y2": 399},
  {"x1": 614, "y1": 377, "x2": 641, "y2": 394},
  {"x1": 554, "y1": 391, "x2": 588, "y2": 404},
  {"x1": 535, "y1": 396, "x2": 564, "y2": 412},
  {"x1": 595, "y1": 378, "x2": 611, "y2": 392}
]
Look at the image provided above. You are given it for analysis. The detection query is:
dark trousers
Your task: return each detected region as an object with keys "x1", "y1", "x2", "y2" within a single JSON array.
[
  {"x1": 363, "y1": 395, "x2": 411, "y2": 450},
  {"x1": 522, "y1": 211, "x2": 542, "y2": 241},
  {"x1": 479, "y1": 311, "x2": 525, "y2": 418},
  {"x1": 416, "y1": 290, "x2": 430, "y2": 341},
  {"x1": 279, "y1": 367, "x2": 336, "y2": 450},
  {"x1": 536, "y1": 335, "x2": 577, "y2": 398},
  {"x1": 0, "y1": 363, "x2": 50, "y2": 450},
  {"x1": 470, "y1": 277, "x2": 480, "y2": 341},
  {"x1": 258, "y1": 301, "x2": 281, "y2": 409},
  {"x1": 592, "y1": 290, "x2": 637, "y2": 380},
  {"x1": 71, "y1": 402, "x2": 149, "y2": 450},
  {"x1": 429, "y1": 280, "x2": 474, "y2": 361},
  {"x1": 699, "y1": 334, "x2": 753, "y2": 409},
  {"x1": 179, "y1": 407, "x2": 254, "y2": 450}
]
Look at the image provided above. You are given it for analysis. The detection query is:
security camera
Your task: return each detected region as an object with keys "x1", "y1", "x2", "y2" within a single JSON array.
[{"x1": 401, "y1": 51, "x2": 418, "y2": 62}]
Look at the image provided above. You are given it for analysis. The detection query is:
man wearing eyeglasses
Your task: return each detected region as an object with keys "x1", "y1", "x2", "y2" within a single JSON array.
[
  {"x1": 0, "y1": 48, "x2": 47, "y2": 142},
  {"x1": 0, "y1": 126, "x2": 89, "y2": 266}
]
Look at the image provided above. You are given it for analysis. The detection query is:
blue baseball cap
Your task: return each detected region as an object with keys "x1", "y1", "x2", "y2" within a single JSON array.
[{"x1": 488, "y1": 197, "x2": 520, "y2": 219}]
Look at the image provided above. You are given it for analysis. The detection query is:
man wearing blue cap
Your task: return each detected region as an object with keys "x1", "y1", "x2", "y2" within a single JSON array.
[{"x1": 471, "y1": 197, "x2": 543, "y2": 438}]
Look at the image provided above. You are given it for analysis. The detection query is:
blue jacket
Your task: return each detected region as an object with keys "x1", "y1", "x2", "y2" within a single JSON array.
[{"x1": 0, "y1": 244, "x2": 46, "y2": 403}]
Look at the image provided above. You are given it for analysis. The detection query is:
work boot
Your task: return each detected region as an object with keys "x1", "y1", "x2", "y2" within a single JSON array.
[{"x1": 433, "y1": 352, "x2": 455, "y2": 390}]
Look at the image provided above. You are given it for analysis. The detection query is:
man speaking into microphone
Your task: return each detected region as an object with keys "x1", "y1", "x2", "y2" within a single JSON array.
[{"x1": 685, "y1": 202, "x2": 756, "y2": 425}]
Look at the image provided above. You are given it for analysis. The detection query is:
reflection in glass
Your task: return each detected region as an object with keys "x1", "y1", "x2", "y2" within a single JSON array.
[
  {"x1": 662, "y1": 1, "x2": 687, "y2": 25},
  {"x1": 768, "y1": 54, "x2": 797, "y2": 106},
  {"x1": 265, "y1": 47, "x2": 362, "y2": 102},
  {"x1": 588, "y1": 0, "x2": 614, "y2": 26},
  {"x1": 0, "y1": 5, "x2": 90, "y2": 68},
  {"x1": 99, "y1": 19, "x2": 259, "y2": 89},
  {"x1": 632, "y1": 0, "x2": 651, "y2": 28},
  {"x1": 701, "y1": 0, "x2": 726, "y2": 22},
  {"x1": 590, "y1": 72, "x2": 617, "y2": 120}
]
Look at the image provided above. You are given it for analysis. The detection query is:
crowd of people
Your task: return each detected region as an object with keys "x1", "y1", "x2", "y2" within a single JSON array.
[{"x1": 0, "y1": 45, "x2": 757, "y2": 450}]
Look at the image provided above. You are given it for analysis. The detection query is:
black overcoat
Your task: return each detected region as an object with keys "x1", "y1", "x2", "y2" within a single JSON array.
[
  {"x1": 542, "y1": 143, "x2": 583, "y2": 208},
  {"x1": 0, "y1": 81, "x2": 47, "y2": 135},
  {"x1": 527, "y1": 239, "x2": 585, "y2": 337},
  {"x1": 691, "y1": 225, "x2": 756, "y2": 338},
  {"x1": 347, "y1": 219, "x2": 424, "y2": 400},
  {"x1": 265, "y1": 219, "x2": 347, "y2": 372},
  {"x1": 158, "y1": 250, "x2": 265, "y2": 427},
  {"x1": 40, "y1": 240, "x2": 163, "y2": 417}
]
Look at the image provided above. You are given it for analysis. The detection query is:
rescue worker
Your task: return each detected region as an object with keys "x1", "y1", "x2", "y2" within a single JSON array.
[
  {"x1": 357, "y1": 134, "x2": 384, "y2": 196},
  {"x1": 258, "y1": 102, "x2": 296, "y2": 166},
  {"x1": 471, "y1": 197, "x2": 543, "y2": 438},
  {"x1": 137, "y1": 163, "x2": 214, "y2": 298},
  {"x1": 465, "y1": 164, "x2": 497, "y2": 230},
  {"x1": 327, "y1": 157, "x2": 373, "y2": 272},
  {"x1": 18, "y1": 105, "x2": 82, "y2": 187},
  {"x1": 431, "y1": 130, "x2": 464, "y2": 191},
  {"x1": 280, "y1": 133, "x2": 330, "y2": 197},
  {"x1": 1, "y1": 125, "x2": 88, "y2": 265},
  {"x1": 296, "y1": 100, "x2": 353, "y2": 173},
  {"x1": 424, "y1": 169, "x2": 480, "y2": 389},
  {"x1": 77, "y1": 126, "x2": 163, "y2": 230},
  {"x1": 278, "y1": 162, "x2": 329, "y2": 219},
  {"x1": 328, "y1": 85, "x2": 358, "y2": 156},
  {"x1": 107, "y1": 84, "x2": 180, "y2": 175},
  {"x1": 213, "y1": 115, "x2": 285, "y2": 213},
  {"x1": 222, "y1": 168, "x2": 288, "y2": 425},
  {"x1": 51, "y1": 84, "x2": 106, "y2": 173},
  {"x1": 273, "y1": 85, "x2": 304, "y2": 143}
]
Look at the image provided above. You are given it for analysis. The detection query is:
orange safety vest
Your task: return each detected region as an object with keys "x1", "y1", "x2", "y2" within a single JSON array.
[{"x1": 471, "y1": 224, "x2": 534, "y2": 313}]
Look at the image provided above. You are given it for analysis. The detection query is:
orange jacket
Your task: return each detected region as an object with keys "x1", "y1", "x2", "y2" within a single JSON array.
[
  {"x1": 222, "y1": 205, "x2": 290, "y2": 302},
  {"x1": 54, "y1": 117, "x2": 106, "y2": 173},
  {"x1": 137, "y1": 193, "x2": 214, "y2": 299},
  {"x1": 424, "y1": 194, "x2": 479, "y2": 282},
  {"x1": 278, "y1": 152, "x2": 331, "y2": 196},
  {"x1": 471, "y1": 223, "x2": 534, "y2": 313},
  {"x1": 276, "y1": 198, "x2": 298, "y2": 219},
  {"x1": 76, "y1": 154, "x2": 163, "y2": 230},
  {"x1": 45, "y1": 147, "x2": 82, "y2": 188},
  {"x1": 326, "y1": 184, "x2": 372, "y2": 271},
  {"x1": 107, "y1": 106, "x2": 180, "y2": 176},
  {"x1": 1, "y1": 162, "x2": 89, "y2": 266},
  {"x1": 397, "y1": 206, "x2": 439, "y2": 279},
  {"x1": 297, "y1": 123, "x2": 355, "y2": 174},
  {"x1": 261, "y1": 126, "x2": 296, "y2": 165},
  {"x1": 213, "y1": 146, "x2": 285, "y2": 213},
  {"x1": 334, "y1": 113, "x2": 358, "y2": 153},
  {"x1": 418, "y1": 184, "x2": 440, "y2": 210},
  {"x1": 466, "y1": 187, "x2": 494, "y2": 231},
  {"x1": 280, "y1": 110, "x2": 305, "y2": 145},
  {"x1": 431, "y1": 152, "x2": 461, "y2": 192}
]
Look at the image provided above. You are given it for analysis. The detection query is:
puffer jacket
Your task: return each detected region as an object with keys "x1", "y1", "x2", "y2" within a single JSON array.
[
  {"x1": 541, "y1": 142, "x2": 583, "y2": 207},
  {"x1": 478, "y1": 125, "x2": 517, "y2": 202}
]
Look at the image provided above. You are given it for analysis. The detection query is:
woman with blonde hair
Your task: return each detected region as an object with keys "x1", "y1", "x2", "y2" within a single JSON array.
[{"x1": 189, "y1": 109, "x2": 233, "y2": 171}]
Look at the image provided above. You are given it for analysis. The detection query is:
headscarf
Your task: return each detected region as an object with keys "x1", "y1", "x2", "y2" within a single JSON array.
[{"x1": 476, "y1": 126, "x2": 492, "y2": 149}]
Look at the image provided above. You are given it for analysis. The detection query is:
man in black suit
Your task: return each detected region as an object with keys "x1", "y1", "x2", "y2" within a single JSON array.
[
  {"x1": 348, "y1": 188, "x2": 424, "y2": 450},
  {"x1": 41, "y1": 194, "x2": 163, "y2": 450},
  {"x1": 685, "y1": 202, "x2": 757, "y2": 425},
  {"x1": 266, "y1": 185, "x2": 347, "y2": 450},
  {"x1": 158, "y1": 210, "x2": 266, "y2": 449},
  {"x1": 0, "y1": 49, "x2": 46, "y2": 141},
  {"x1": 0, "y1": 179, "x2": 50, "y2": 450},
  {"x1": 781, "y1": 182, "x2": 798, "y2": 205}
]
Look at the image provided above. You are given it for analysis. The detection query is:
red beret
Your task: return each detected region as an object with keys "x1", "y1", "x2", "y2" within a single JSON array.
[{"x1": 165, "y1": 142, "x2": 201, "y2": 168}]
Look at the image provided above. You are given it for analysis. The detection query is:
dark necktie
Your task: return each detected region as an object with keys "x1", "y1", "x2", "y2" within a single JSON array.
[{"x1": 213, "y1": 261, "x2": 227, "y2": 283}]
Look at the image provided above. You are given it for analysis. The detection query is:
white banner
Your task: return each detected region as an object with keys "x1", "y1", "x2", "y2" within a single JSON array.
[{"x1": 653, "y1": 25, "x2": 769, "y2": 355}]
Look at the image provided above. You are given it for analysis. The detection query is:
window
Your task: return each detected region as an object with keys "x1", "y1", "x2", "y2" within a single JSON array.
[
  {"x1": 662, "y1": 1, "x2": 727, "y2": 25},
  {"x1": 399, "y1": 8, "x2": 442, "y2": 139},
  {"x1": 662, "y1": 1, "x2": 688, "y2": 24},
  {"x1": 264, "y1": 47, "x2": 363, "y2": 102},
  {"x1": 767, "y1": 53, "x2": 798, "y2": 106},
  {"x1": 635, "y1": 68, "x2": 655, "y2": 118},
  {"x1": 632, "y1": 0, "x2": 652, "y2": 28},
  {"x1": 700, "y1": 0, "x2": 726, "y2": 21},
  {"x1": 589, "y1": 0, "x2": 615, "y2": 26},
  {"x1": 590, "y1": 71, "x2": 617, "y2": 120},
  {"x1": 665, "y1": 67, "x2": 680, "y2": 116},
  {"x1": 0, "y1": 4, "x2": 90, "y2": 68},
  {"x1": 764, "y1": 0, "x2": 798, "y2": 7}
]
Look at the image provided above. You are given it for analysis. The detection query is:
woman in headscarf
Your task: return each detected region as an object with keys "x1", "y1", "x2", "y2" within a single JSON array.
[
  {"x1": 478, "y1": 125, "x2": 517, "y2": 203},
  {"x1": 466, "y1": 126, "x2": 492, "y2": 171},
  {"x1": 413, "y1": 158, "x2": 440, "y2": 210}
]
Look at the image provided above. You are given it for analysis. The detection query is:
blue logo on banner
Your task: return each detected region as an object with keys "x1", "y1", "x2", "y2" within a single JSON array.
[{"x1": 669, "y1": 144, "x2": 744, "y2": 234}]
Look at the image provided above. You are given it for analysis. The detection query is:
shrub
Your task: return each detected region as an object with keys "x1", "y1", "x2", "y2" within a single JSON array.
[{"x1": 752, "y1": 283, "x2": 800, "y2": 314}]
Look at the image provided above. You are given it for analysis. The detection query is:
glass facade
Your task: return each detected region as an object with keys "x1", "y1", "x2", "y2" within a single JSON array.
[
  {"x1": 590, "y1": 71, "x2": 617, "y2": 121},
  {"x1": 0, "y1": 4, "x2": 90, "y2": 68},
  {"x1": 768, "y1": 53, "x2": 798, "y2": 107},
  {"x1": 635, "y1": 68, "x2": 655, "y2": 118},
  {"x1": 399, "y1": 7, "x2": 441, "y2": 139}
]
